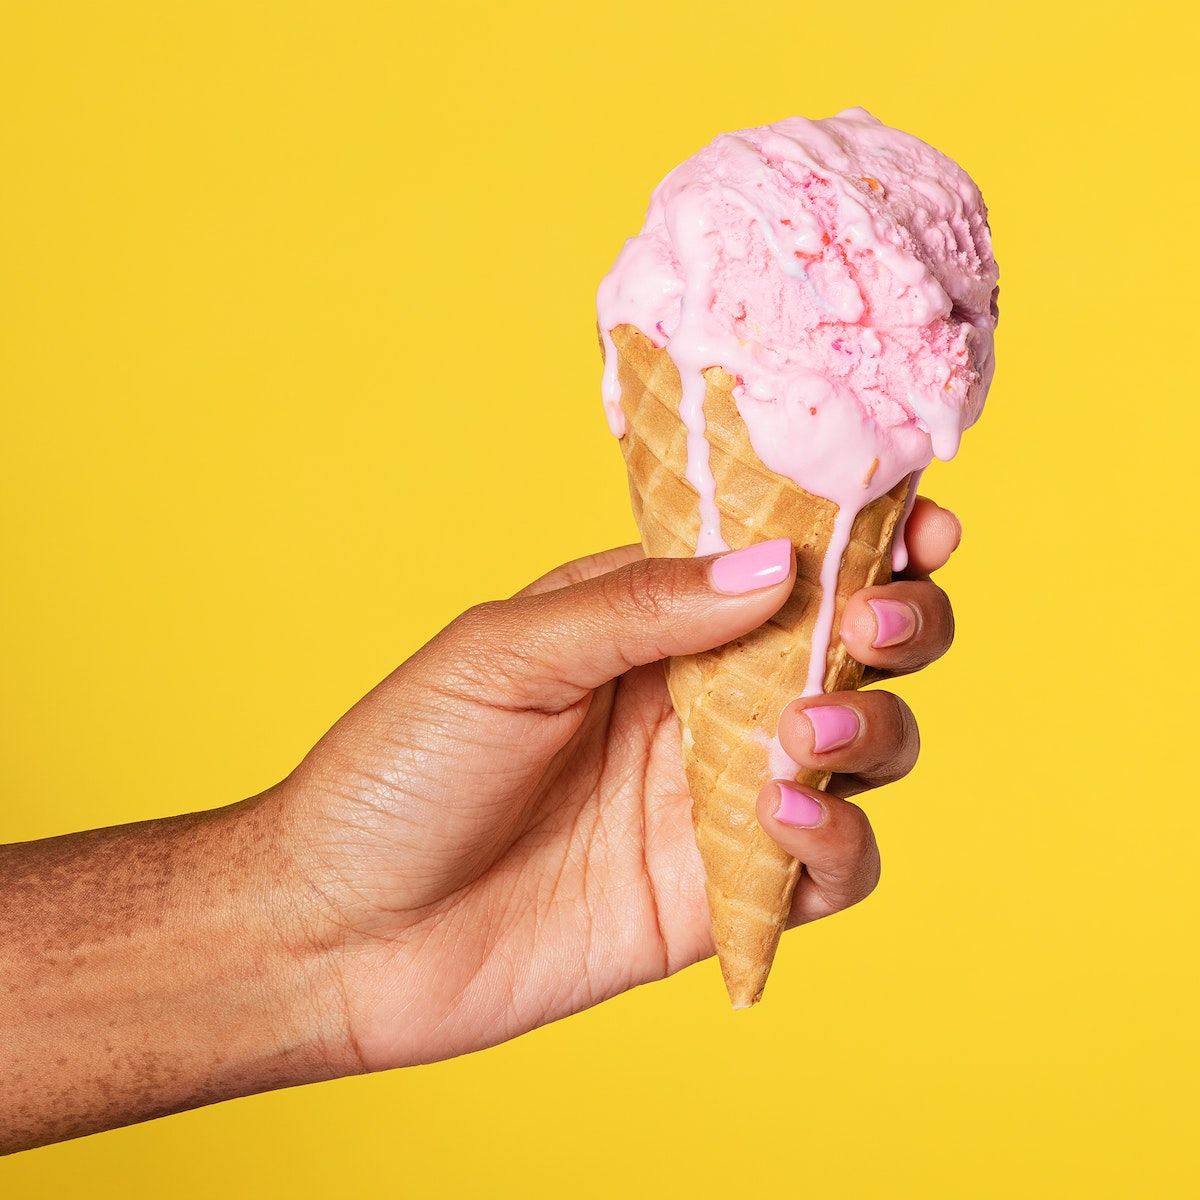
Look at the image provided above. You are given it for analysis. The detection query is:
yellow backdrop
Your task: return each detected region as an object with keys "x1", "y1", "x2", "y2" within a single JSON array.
[{"x1": 3, "y1": 2, "x2": 1196, "y2": 1196}]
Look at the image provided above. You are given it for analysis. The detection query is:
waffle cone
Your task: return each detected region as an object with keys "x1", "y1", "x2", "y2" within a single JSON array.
[{"x1": 609, "y1": 324, "x2": 910, "y2": 1008}]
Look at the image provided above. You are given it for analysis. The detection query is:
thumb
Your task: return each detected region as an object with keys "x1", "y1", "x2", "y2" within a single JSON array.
[{"x1": 443, "y1": 538, "x2": 795, "y2": 711}]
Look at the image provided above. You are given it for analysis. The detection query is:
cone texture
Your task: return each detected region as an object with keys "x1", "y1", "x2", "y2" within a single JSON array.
[{"x1": 610, "y1": 324, "x2": 910, "y2": 1008}]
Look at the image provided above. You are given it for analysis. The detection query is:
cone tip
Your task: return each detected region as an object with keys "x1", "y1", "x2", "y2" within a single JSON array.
[
  {"x1": 727, "y1": 984, "x2": 764, "y2": 1011},
  {"x1": 719, "y1": 953, "x2": 771, "y2": 1009}
]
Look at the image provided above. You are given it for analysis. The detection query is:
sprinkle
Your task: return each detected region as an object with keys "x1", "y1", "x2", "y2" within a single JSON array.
[
  {"x1": 863, "y1": 457, "x2": 880, "y2": 486},
  {"x1": 861, "y1": 176, "x2": 882, "y2": 192}
]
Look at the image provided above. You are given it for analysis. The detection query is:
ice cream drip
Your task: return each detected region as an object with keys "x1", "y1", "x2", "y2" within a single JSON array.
[{"x1": 598, "y1": 108, "x2": 998, "y2": 742}]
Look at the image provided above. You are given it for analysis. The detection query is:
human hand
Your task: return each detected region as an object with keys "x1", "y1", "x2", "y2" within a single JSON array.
[{"x1": 281, "y1": 498, "x2": 962, "y2": 1074}]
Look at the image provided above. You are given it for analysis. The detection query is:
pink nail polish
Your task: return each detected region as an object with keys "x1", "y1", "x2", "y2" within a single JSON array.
[
  {"x1": 773, "y1": 783, "x2": 824, "y2": 828},
  {"x1": 710, "y1": 539, "x2": 792, "y2": 595},
  {"x1": 868, "y1": 598, "x2": 917, "y2": 648},
  {"x1": 802, "y1": 704, "x2": 860, "y2": 752}
]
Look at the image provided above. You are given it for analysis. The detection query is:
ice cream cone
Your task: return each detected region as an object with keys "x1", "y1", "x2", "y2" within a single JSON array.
[{"x1": 609, "y1": 323, "x2": 911, "y2": 1008}]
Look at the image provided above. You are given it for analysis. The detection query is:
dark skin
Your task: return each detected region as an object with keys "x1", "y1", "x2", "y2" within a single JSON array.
[{"x1": 0, "y1": 499, "x2": 958, "y2": 1153}]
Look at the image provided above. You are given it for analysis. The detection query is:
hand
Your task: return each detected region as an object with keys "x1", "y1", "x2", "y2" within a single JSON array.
[
  {"x1": 282, "y1": 498, "x2": 961, "y2": 1073},
  {"x1": 0, "y1": 498, "x2": 960, "y2": 1152}
]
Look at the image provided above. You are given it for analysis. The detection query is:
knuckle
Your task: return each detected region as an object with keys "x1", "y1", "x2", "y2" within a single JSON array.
[
  {"x1": 452, "y1": 599, "x2": 503, "y2": 642},
  {"x1": 900, "y1": 698, "x2": 921, "y2": 759},
  {"x1": 860, "y1": 692, "x2": 919, "y2": 780},
  {"x1": 440, "y1": 600, "x2": 532, "y2": 694},
  {"x1": 890, "y1": 693, "x2": 921, "y2": 763},
  {"x1": 858, "y1": 850, "x2": 882, "y2": 902},
  {"x1": 601, "y1": 562, "x2": 678, "y2": 623},
  {"x1": 875, "y1": 689, "x2": 909, "y2": 737},
  {"x1": 851, "y1": 815, "x2": 878, "y2": 871},
  {"x1": 924, "y1": 582, "x2": 955, "y2": 651},
  {"x1": 828, "y1": 823, "x2": 881, "y2": 908}
]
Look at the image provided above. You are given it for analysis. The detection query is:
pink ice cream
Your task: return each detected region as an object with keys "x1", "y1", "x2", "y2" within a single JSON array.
[{"x1": 597, "y1": 107, "x2": 999, "y2": 577}]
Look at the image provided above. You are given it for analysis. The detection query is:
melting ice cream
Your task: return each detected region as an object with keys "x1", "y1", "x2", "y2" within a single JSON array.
[{"x1": 598, "y1": 107, "x2": 999, "y2": 695}]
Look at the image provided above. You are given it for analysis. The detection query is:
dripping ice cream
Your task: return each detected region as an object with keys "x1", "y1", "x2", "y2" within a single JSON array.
[
  {"x1": 596, "y1": 108, "x2": 999, "y2": 1007},
  {"x1": 598, "y1": 106, "x2": 998, "y2": 563}
]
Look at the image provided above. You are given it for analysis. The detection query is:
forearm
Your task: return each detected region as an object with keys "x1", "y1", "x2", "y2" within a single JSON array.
[{"x1": 0, "y1": 793, "x2": 356, "y2": 1153}]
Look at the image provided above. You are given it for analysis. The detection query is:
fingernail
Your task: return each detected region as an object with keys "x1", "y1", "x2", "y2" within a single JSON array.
[
  {"x1": 773, "y1": 783, "x2": 824, "y2": 828},
  {"x1": 710, "y1": 539, "x2": 792, "y2": 595},
  {"x1": 801, "y1": 704, "x2": 861, "y2": 753},
  {"x1": 868, "y1": 598, "x2": 918, "y2": 648}
]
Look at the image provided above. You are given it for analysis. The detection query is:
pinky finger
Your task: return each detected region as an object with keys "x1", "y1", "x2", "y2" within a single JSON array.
[{"x1": 755, "y1": 782, "x2": 882, "y2": 927}]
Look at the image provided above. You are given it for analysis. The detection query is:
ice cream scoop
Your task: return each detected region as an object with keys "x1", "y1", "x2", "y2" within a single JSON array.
[
  {"x1": 597, "y1": 108, "x2": 998, "y2": 1006},
  {"x1": 600, "y1": 107, "x2": 998, "y2": 496}
]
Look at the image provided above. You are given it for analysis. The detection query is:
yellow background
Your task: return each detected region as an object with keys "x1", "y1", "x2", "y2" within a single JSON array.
[{"x1": 2, "y1": 1, "x2": 1197, "y2": 1195}]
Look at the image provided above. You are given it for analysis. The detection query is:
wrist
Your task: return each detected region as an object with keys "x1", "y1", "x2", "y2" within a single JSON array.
[{"x1": 227, "y1": 787, "x2": 367, "y2": 1084}]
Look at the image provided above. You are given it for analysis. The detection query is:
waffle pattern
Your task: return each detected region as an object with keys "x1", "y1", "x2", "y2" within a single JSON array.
[{"x1": 611, "y1": 325, "x2": 910, "y2": 1007}]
